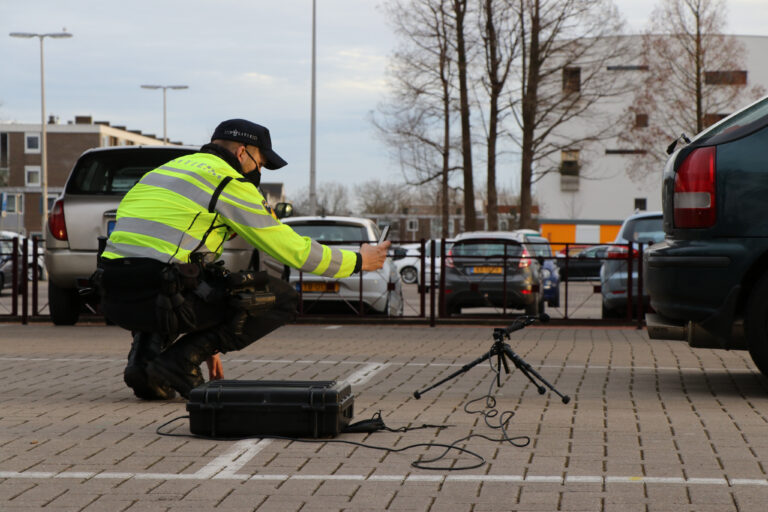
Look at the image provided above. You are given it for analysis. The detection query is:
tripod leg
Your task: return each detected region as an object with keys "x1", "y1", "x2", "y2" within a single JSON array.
[
  {"x1": 413, "y1": 347, "x2": 498, "y2": 399},
  {"x1": 502, "y1": 345, "x2": 571, "y2": 404}
]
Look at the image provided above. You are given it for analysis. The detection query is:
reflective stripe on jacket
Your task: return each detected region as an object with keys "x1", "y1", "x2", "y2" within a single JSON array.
[{"x1": 101, "y1": 152, "x2": 358, "y2": 278}]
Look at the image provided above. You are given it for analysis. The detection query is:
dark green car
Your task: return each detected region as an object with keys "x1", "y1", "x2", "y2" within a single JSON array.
[{"x1": 645, "y1": 95, "x2": 768, "y2": 376}]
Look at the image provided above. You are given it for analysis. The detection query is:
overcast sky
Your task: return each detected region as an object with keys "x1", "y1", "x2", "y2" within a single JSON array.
[{"x1": 2, "y1": 0, "x2": 768, "y2": 202}]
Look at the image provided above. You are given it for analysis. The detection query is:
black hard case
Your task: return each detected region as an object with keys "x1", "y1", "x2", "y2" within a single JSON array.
[{"x1": 186, "y1": 380, "x2": 354, "y2": 438}]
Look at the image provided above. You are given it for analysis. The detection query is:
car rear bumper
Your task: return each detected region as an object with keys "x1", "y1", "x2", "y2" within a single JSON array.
[
  {"x1": 45, "y1": 250, "x2": 98, "y2": 288},
  {"x1": 444, "y1": 275, "x2": 537, "y2": 310},
  {"x1": 644, "y1": 240, "x2": 739, "y2": 323}
]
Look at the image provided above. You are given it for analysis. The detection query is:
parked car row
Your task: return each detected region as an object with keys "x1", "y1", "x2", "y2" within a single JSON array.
[{"x1": 38, "y1": 141, "x2": 668, "y2": 324}]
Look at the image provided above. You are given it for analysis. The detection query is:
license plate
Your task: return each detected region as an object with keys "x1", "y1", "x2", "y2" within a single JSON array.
[
  {"x1": 107, "y1": 220, "x2": 116, "y2": 236},
  {"x1": 472, "y1": 266, "x2": 502, "y2": 274},
  {"x1": 300, "y1": 282, "x2": 339, "y2": 293}
]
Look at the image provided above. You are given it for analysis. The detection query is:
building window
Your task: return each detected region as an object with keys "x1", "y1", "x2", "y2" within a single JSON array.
[
  {"x1": 703, "y1": 113, "x2": 729, "y2": 127},
  {"x1": 635, "y1": 198, "x2": 647, "y2": 211},
  {"x1": 40, "y1": 194, "x2": 57, "y2": 213},
  {"x1": 705, "y1": 70, "x2": 747, "y2": 85},
  {"x1": 635, "y1": 113, "x2": 649, "y2": 128},
  {"x1": 406, "y1": 219, "x2": 419, "y2": 232},
  {"x1": 560, "y1": 150, "x2": 580, "y2": 192},
  {"x1": 25, "y1": 165, "x2": 41, "y2": 186},
  {"x1": 606, "y1": 65, "x2": 649, "y2": 71},
  {"x1": 562, "y1": 67, "x2": 581, "y2": 94},
  {"x1": 4, "y1": 193, "x2": 23, "y2": 214},
  {"x1": 605, "y1": 149, "x2": 647, "y2": 155},
  {"x1": 560, "y1": 150, "x2": 580, "y2": 175},
  {"x1": 25, "y1": 133, "x2": 41, "y2": 154}
]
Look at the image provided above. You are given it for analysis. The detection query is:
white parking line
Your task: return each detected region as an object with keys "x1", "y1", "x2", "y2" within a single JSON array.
[
  {"x1": 0, "y1": 471, "x2": 763, "y2": 486},
  {"x1": 344, "y1": 362, "x2": 389, "y2": 387},
  {"x1": 194, "y1": 439, "x2": 272, "y2": 479}
]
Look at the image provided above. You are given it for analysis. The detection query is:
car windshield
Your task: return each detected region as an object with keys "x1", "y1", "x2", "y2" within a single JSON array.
[
  {"x1": 526, "y1": 236, "x2": 552, "y2": 257},
  {"x1": 693, "y1": 95, "x2": 768, "y2": 142},
  {"x1": 623, "y1": 217, "x2": 664, "y2": 243},
  {"x1": 66, "y1": 149, "x2": 193, "y2": 194},
  {"x1": 288, "y1": 222, "x2": 369, "y2": 242},
  {"x1": 452, "y1": 240, "x2": 523, "y2": 258}
]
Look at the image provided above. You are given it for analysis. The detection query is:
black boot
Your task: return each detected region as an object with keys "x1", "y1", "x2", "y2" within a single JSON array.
[
  {"x1": 124, "y1": 332, "x2": 176, "y2": 400},
  {"x1": 145, "y1": 330, "x2": 221, "y2": 399}
]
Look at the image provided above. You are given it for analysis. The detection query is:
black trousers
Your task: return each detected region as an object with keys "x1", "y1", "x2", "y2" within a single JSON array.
[{"x1": 100, "y1": 258, "x2": 298, "y2": 353}]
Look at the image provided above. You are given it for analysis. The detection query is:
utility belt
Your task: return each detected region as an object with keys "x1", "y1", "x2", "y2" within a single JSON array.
[{"x1": 98, "y1": 255, "x2": 276, "y2": 334}]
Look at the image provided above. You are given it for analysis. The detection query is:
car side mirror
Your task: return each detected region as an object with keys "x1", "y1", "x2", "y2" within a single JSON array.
[
  {"x1": 274, "y1": 202, "x2": 293, "y2": 219},
  {"x1": 393, "y1": 246, "x2": 407, "y2": 260}
]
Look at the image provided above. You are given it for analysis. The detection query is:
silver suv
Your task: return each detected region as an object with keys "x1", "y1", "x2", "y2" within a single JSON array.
[
  {"x1": 45, "y1": 146, "x2": 253, "y2": 325},
  {"x1": 600, "y1": 211, "x2": 663, "y2": 318}
]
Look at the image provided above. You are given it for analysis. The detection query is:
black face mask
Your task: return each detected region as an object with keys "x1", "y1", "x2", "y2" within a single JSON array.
[
  {"x1": 242, "y1": 148, "x2": 262, "y2": 186},
  {"x1": 243, "y1": 169, "x2": 261, "y2": 187}
]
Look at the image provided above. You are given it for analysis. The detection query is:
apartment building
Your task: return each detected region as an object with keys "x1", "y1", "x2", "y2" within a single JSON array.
[{"x1": 0, "y1": 115, "x2": 167, "y2": 238}]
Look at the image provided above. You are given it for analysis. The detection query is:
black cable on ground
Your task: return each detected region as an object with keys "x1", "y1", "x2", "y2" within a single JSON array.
[{"x1": 156, "y1": 370, "x2": 531, "y2": 471}]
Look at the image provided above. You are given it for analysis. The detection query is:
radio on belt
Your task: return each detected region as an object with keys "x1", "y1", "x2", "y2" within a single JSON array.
[{"x1": 186, "y1": 380, "x2": 354, "y2": 438}]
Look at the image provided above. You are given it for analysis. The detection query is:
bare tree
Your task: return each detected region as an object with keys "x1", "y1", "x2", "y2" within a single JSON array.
[
  {"x1": 620, "y1": 0, "x2": 765, "y2": 178},
  {"x1": 477, "y1": 0, "x2": 520, "y2": 230},
  {"x1": 451, "y1": 0, "x2": 478, "y2": 231},
  {"x1": 513, "y1": 0, "x2": 630, "y2": 228},
  {"x1": 374, "y1": 0, "x2": 460, "y2": 238},
  {"x1": 290, "y1": 182, "x2": 351, "y2": 216},
  {"x1": 355, "y1": 180, "x2": 412, "y2": 214}
]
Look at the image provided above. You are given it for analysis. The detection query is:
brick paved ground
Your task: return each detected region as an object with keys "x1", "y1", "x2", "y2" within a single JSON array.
[{"x1": 1, "y1": 322, "x2": 767, "y2": 511}]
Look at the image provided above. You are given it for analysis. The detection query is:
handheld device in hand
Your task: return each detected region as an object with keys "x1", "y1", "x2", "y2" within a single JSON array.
[{"x1": 378, "y1": 225, "x2": 390, "y2": 244}]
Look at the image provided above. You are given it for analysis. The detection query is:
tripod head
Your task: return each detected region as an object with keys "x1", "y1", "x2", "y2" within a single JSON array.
[{"x1": 493, "y1": 313, "x2": 549, "y2": 341}]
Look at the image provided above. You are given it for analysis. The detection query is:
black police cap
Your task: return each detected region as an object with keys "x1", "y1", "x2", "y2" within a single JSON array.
[{"x1": 211, "y1": 119, "x2": 287, "y2": 170}]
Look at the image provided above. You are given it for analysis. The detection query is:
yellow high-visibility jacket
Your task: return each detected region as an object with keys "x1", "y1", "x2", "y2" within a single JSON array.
[{"x1": 101, "y1": 150, "x2": 359, "y2": 278}]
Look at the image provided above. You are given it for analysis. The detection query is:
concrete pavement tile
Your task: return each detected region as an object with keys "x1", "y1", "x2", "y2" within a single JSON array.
[
  {"x1": 253, "y1": 494, "x2": 306, "y2": 512},
  {"x1": 79, "y1": 498, "x2": 137, "y2": 512},
  {"x1": 386, "y1": 493, "x2": 434, "y2": 510},
  {"x1": 312, "y1": 480, "x2": 360, "y2": 497},
  {"x1": 425, "y1": 499, "x2": 476, "y2": 511}
]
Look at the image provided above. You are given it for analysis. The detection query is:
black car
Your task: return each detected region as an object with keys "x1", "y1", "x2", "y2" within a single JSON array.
[
  {"x1": 444, "y1": 231, "x2": 543, "y2": 315},
  {"x1": 645, "y1": 95, "x2": 768, "y2": 376},
  {"x1": 556, "y1": 244, "x2": 609, "y2": 281}
]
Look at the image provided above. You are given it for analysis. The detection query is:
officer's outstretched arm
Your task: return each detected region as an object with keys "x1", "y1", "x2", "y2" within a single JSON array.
[{"x1": 360, "y1": 241, "x2": 391, "y2": 271}]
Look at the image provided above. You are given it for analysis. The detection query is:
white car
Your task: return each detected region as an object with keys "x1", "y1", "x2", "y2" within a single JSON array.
[
  {"x1": 0, "y1": 230, "x2": 47, "y2": 282},
  {"x1": 393, "y1": 239, "x2": 451, "y2": 286},
  {"x1": 263, "y1": 216, "x2": 404, "y2": 316}
]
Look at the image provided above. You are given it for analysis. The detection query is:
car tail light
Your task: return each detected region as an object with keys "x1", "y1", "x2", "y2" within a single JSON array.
[
  {"x1": 445, "y1": 249, "x2": 454, "y2": 268},
  {"x1": 49, "y1": 199, "x2": 68, "y2": 241},
  {"x1": 519, "y1": 247, "x2": 531, "y2": 268},
  {"x1": 674, "y1": 146, "x2": 716, "y2": 228},
  {"x1": 606, "y1": 246, "x2": 638, "y2": 259}
]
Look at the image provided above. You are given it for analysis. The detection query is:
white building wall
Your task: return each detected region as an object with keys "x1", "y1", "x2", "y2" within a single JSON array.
[{"x1": 536, "y1": 35, "x2": 768, "y2": 223}]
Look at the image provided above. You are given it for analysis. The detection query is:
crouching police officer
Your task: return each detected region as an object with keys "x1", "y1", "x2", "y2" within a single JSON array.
[{"x1": 98, "y1": 119, "x2": 390, "y2": 400}]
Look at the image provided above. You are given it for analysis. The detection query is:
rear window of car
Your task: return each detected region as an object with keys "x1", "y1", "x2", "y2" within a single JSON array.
[
  {"x1": 623, "y1": 216, "x2": 664, "y2": 243},
  {"x1": 288, "y1": 222, "x2": 369, "y2": 242},
  {"x1": 452, "y1": 239, "x2": 523, "y2": 258},
  {"x1": 694, "y1": 95, "x2": 768, "y2": 142},
  {"x1": 66, "y1": 148, "x2": 194, "y2": 194},
  {"x1": 525, "y1": 236, "x2": 552, "y2": 257}
]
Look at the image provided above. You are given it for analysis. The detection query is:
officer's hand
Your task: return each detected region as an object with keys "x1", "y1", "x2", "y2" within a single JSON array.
[
  {"x1": 206, "y1": 354, "x2": 224, "y2": 380},
  {"x1": 360, "y1": 240, "x2": 391, "y2": 271}
]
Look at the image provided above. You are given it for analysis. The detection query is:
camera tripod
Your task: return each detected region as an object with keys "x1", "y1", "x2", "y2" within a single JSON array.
[{"x1": 413, "y1": 314, "x2": 571, "y2": 404}]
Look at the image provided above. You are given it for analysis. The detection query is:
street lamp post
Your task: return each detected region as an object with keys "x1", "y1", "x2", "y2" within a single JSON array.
[
  {"x1": 9, "y1": 30, "x2": 72, "y2": 237},
  {"x1": 309, "y1": 0, "x2": 318, "y2": 215},
  {"x1": 140, "y1": 84, "x2": 189, "y2": 145}
]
